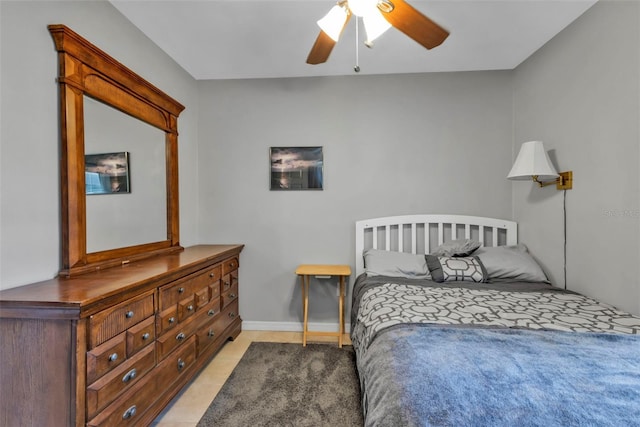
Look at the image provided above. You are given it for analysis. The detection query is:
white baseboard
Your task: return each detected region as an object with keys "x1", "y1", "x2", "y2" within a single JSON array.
[{"x1": 242, "y1": 320, "x2": 351, "y2": 334}]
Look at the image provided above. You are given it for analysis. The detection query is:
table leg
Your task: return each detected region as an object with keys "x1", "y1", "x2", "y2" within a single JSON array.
[
  {"x1": 302, "y1": 275, "x2": 309, "y2": 347},
  {"x1": 338, "y1": 275, "x2": 345, "y2": 348}
]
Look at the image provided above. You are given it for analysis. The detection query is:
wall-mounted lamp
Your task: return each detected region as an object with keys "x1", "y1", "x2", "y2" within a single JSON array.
[{"x1": 507, "y1": 141, "x2": 573, "y2": 190}]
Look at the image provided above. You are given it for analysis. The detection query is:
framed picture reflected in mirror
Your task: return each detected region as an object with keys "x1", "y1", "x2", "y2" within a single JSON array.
[{"x1": 85, "y1": 151, "x2": 130, "y2": 195}]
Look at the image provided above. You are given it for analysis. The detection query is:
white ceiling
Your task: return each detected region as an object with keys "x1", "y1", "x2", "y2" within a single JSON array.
[{"x1": 110, "y1": 0, "x2": 597, "y2": 80}]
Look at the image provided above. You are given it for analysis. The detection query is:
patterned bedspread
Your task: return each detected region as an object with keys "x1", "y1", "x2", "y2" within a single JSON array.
[
  {"x1": 350, "y1": 275, "x2": 640, "y2": 427},
  {"x1": 351, "y1": 278, "x2": 640, "y2": 352}
]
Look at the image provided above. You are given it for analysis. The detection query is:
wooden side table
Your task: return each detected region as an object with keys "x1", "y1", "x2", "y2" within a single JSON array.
[{"x1": 295, "y1": 264, "x2": 351, "y2": 347}]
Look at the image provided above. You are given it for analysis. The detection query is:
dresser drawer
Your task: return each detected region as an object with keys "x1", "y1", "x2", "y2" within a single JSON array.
[
  {"x1": 155, "y1": 335, "x2": 197, "y2": 391},
  {"x1": 126, "y1": 316, "x2": 155, "y2": 357},
  {"x1": 196, "y1": 313, "x2": 226, "y2": 356},
  {"x1": 159, "y1": 276, "x2": 192, "y2": 311},
  {"x1": 86, "y1": 344, "x2": 156, "y2": 419},
  {"x1": 156, "y1": 313, "x2": 199, "y2": 360},
  {"x1": 210, "y1": 281, "x2": 221, "y2": 299},
  {"x1": 202, "y1": 296, "x2": 221, "y2": 320},
  {"x1": 222, "y1": 268, "x2": 238, "y2": 290},
  {"x1": 87, "y1": 333, "x2": 127, "y2": 384},
  {"x1": 191, "y1": 264, "x2": 221, "y2": 292},
  {"x1": 209, "y1": 265, "x2": 222, "y2": 299},
  {"x1": 86, "y1": 361, "x2": 158, "y2": 427},
  {"x1": 157, "y1": 305, "x2": 178, "y2": 335},
  {"x1": 219, "y1": 299, "x2": 240, "y2": 333},
  {"x1": 159, "y1": 265, "x2": 221, "y2": 311},
  {"x1": 195, "y1": 286, "x2": 210, "y2": 309},
  {"x1": 89, "y1": 291, "x2": 155, "y2": 348},
  {"x1": 177, "y1": 295, "x2": 196, "y2": 322},
  {"x1": 222, "y1": 257, "x2": 239, "y2": 275},
  {"x1": 221, "y1": 282, "x2": 239, "y2": 310}
]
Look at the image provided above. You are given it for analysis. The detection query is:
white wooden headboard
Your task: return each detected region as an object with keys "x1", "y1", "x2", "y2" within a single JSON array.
[{"x1": 355, "y1": 214, "x2": 517, "y2": 277}]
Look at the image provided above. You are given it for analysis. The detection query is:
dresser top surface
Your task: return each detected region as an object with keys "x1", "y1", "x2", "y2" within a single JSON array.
[{"x1": 0, "y1": 245, "x2": 243, "y2": 314}]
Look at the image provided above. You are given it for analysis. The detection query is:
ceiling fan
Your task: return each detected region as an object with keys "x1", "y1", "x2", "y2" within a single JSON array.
[{"x1": 307, "y1": 0, "x2": 450, "y2": 65}]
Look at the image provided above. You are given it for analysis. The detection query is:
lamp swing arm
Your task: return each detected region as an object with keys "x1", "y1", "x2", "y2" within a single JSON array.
[{"x1": 532, "y1": 171, "x2": 573, "y2": 189}]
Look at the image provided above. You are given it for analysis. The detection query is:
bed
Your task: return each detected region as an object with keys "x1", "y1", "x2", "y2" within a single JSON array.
[{"x1": 351, "y1": 214, "x2": 640, "y2": 427}]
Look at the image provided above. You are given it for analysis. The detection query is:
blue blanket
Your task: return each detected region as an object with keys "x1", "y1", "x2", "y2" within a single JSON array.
[{"x1": 360, "y1": 325, "x2": 640, "y2": 427}]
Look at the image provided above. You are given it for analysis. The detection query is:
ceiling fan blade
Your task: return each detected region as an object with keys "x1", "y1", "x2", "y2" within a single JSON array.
[
  {"x1": 380, "y1": 0, "x2": 449, "y2": 49},
  {"x1": 306, "y1": 31, "x2": 338, "y2": 65},
  {"x1": 306, "y1": 9, "x2": 351, "y2": 65}
]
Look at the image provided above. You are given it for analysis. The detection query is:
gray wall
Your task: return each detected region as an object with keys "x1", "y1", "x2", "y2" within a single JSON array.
[
  {"x1": 197, "y1": 73, "x2": 514, "y2": 327},
  {"x1": 2, "y1": 0, "x2": 638, "y2": 329},
  {"x1": 0, "y1": 1, "x2": 200, "y2": 289},
  {"x1": 512, "y1": 0, "x2": 640, "y2": 314}
]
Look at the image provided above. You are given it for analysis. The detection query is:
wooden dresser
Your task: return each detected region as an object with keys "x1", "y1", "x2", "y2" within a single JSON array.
[{"x1": 0, "y1": 244, "x2": 243, "y2": 427}]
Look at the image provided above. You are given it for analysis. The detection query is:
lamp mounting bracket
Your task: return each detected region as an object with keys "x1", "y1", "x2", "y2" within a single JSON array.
[{"x1": 556, "y1": 171, "x2": 573, "y2": 190}]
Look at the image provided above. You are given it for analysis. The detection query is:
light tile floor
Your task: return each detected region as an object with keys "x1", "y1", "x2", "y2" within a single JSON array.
[{"x1": 151, "y1": 331, "x2": 352, "y2": 427}]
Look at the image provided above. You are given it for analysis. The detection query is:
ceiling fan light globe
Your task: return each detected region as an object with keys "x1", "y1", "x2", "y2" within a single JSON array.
[
  {"x1": 348, "y1": 0, "x2": 378, "y2": 17},
  {"x1": 317, "y1": 5, "x2": 348, "y2": 41},
  {"x1": 363, "y1": 10, "x2": 391, "y2": 45}
]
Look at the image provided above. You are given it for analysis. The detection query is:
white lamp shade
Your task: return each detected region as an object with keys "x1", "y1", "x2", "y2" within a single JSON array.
[
  {"x1": 317, "y1": 5, "x2": 348, "y2": 42},
  {"x1": 363, "y1": 10, "x2": 391, "y2": 45},
  {"x1": 507, "y1": 141, "x2": 559, "y2": 181}
]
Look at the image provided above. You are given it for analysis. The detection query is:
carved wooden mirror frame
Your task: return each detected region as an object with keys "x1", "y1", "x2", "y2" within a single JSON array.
[{"x1": 49, "y1": 25, "x2": 185, "y2": 277}]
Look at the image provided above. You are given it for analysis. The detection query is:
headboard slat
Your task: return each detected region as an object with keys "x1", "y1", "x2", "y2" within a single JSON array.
[
  {"x1": 411, "y1": 223, "x2": 417, "y2": 254},
  {"x1": 373, "y1": 226, "x2": 378, "y2": 249},
  {"x1": 385, "y1": 227, "x2": 391, "y2": 251}
]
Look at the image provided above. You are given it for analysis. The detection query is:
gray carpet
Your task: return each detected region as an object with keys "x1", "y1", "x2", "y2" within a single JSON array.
[{"x1": 197, "y1": 342, "x2": 364, "y2": 427}]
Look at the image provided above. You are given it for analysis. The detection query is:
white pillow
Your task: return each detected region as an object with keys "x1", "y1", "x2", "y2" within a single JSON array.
[
  {"x1": 474, "y1": 244, "x2": 549, "y2": 283},
  {"x1": 364, "y1": 249, "x2": 431, "y2": 279}
]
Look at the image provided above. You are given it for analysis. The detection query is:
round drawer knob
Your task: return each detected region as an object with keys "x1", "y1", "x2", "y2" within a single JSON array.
[
  {"x1": 229, "y1": 293, "x2": 237, "y2": 299},
  {"x1": 178, "y1": 287, "x2": 185, "y2": 294},
  {"x1": 122, "y1": 405, "x2": 137, "y2": 420},
  {"x1": 168, "y1": 317, "x2": 176, "y2": 324},
  {"x1": 208, "y1": 329, "x2": 215, "y2": 337},
  {"x1": 209, "y1": 273, "x2": 215, "y2": 278},
  {"x1": 108, "y1": 353, "x2": 118, "y2": 362},
  {"x1": 177, "y1": 359, "x2": 185, "y2": 371},
  {"x1": 122, "y1": 368, "x2": 137, "y2": 383},
  {"x1": 176, "y1": 332, "x2": 186, "y2": 341},
  {"x1": 187, "y1": 305, "x2": 194, "y2": 312},
  {"x1": 229, "y1": 312, "x2": 236, "y2": 319},
  {"x1": 125, "y1": 311, "x2": 134, "y2": 319},
  {"x1": 207, "y1": 309, "x2": 215, "y2": 316},
  {"x1": 142, "y1": 332, "x2": 150, "y2": 340}
]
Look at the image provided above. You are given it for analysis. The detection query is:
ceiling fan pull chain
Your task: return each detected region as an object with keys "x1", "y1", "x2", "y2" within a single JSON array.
[{"x1": 354, "y1": 17, "x2": 361, "y2": 73}]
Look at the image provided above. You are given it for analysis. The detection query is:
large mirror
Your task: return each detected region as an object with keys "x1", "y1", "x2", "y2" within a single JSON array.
[
  {"x1": 49, "y1": 25, "x2": 184, "y2": 276},
  {"x1": 84, "y1": 96, "x2": 167, "y2": 253}
]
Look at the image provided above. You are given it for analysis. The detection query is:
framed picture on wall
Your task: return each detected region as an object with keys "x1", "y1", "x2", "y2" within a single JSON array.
[
  {"x1": 270, "y1": 146, "x2": 324, "y2": 191},
  {"x1": 85, "y1": 151, "x2": 131, "y2": 195}
]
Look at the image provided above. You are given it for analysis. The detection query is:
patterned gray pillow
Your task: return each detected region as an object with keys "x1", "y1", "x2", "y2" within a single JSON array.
[
  {"x1": 426, "y1": 255, "x2": 488, "y2": 283},
  {"x1": 431, "y1": 239, "x2": 481, "y2": 257}
]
